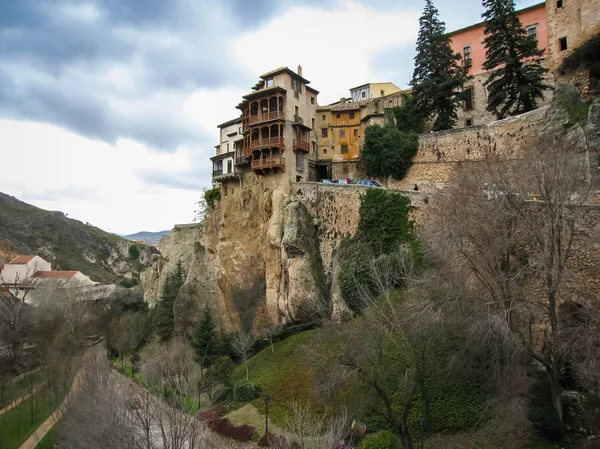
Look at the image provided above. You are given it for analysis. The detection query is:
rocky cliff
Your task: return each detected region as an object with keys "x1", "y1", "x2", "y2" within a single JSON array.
[{"x1": 0, "y1": 192, "x2": 157, "y2": 283}]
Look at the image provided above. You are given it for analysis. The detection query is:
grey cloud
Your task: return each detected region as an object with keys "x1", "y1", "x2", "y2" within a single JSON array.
[
  {"x1": 20, "y1": 185, "x2": 100, "y2": 202},
  {"x1": 136, "y1": 169, "x2": 210, "y2": 191}
]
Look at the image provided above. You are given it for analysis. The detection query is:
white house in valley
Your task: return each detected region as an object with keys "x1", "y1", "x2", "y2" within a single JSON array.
[{"x1": 0, "y1": 255, "x2": 115, "y2": 302}]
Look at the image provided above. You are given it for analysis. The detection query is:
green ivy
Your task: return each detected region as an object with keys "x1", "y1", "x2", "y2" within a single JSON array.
[
  {"x1": 205, "y1": 187, "x2": 221, "y2": 208},
  {"x1": 362, "y1": 430, "x2": 396, "y2": 449},
  {"x1": 338, "y1": 190, "x2": 416, "y2": 312}
]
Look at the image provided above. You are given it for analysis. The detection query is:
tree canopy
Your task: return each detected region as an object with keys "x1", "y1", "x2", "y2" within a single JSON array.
[{"x1": 482, "y1": 0, "x2": 550, "y2": 118}]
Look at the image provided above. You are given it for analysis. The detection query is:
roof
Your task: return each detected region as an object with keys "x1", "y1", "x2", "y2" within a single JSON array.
[
  {"x1": 217, "y1": 117, "x2": 242, "y2": 129},
  {"x1": 9, "y1": 255, "x2": 36, "y2": 264},
  {"x1": 349, "y1": 82, "x2": 399, "y2": 92},
  {"x1": 259, "y1": 67, "x2": 311, "y2": 85},
  {"x1": 241, "y1": 85, "x2": 287, "y2": 102},
  {"x1": 330, "y1": 101, "x2": 370, "y2": 112},
  {"x1": 33, "y1": 271, "x2": 78, "y2": 280},
  {"x1": 449, "y1": 2, "x2": 545, "y2": 36}
]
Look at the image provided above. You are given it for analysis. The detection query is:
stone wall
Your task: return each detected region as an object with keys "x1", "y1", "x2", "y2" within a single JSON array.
[{"x1": 389, "y1": 106, "x2": 549, "y2": 192}]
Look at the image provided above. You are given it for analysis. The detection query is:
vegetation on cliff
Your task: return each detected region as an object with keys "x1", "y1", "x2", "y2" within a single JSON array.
[{"x1": 0, "y1": 191, "x2": 156, "y2": 283}]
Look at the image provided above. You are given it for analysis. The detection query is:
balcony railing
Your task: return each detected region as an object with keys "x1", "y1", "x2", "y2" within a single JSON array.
[
  {"x1": 252, "y1": 156, "x2": 284, "y2": 170},
  {"x1": 236, "y1": 156, "x2": 249, "y2": 166},
  {"x1": 212, "y1": 169, "x2": 223, "y2": 177},
  {"x1": 248, "y1": 137, "x2": 284, "y2": 151},
  {"x1": 248, "y1": 111, "x2": 285, "y2": 125},
  {"x1": 293, "y1": 139, "x2": 310, "y2": 152}
]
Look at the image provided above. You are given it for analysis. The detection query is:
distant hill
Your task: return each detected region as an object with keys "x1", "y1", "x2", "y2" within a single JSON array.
[
  {"x1": 124, "y1": 230, "x2": 170, "y2": 245},
  {"x1": 0, "y1": 192, "x2": 159, "y2": 283}
]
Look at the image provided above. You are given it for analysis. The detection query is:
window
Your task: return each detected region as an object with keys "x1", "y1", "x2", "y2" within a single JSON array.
[
  {"x1": 266, "y1": 78, "x2": 274, "y2": 87},
  {"x1": 227, "y1": 160, "x2": 233, "y2": 173},
  {"x1": 312, "y1": 118, "x2": 315, "y2": 129},
  {"x1": 321, "y1": 128, "x2": 328, "y2": 138},
  {"x1": 380, "y1": 90, "x2": 385, "y2": 96},
  {"x1": 311, "y1": 97, "x2": 315, "y2": 104},
  {"x1": 556, "y1": 0, "x2": 564, "y2": 7},
  {"x1": 463, "y1": 45, "x2": 472, "y2": 66},
  {"x1": 339, "y1": 130, "x2": 345, "y2": 137},
  {"x1": 465, "y1": 118, "x2": 473, "y2": 127},
  {"x1": 341, "y1": 145, "x2": 348, "y2": 154},
  {"x1": 559, "y1": 36, "x2": 568, "y2": 51},
  {"x1": 354, "y1": 129, "x2": 358, "y2": 137},
  {"x1": 323, "y1": 148, "x2": 327, "y2": 154},
  {"x1": 336, "y1": 113, "x2": 341, "y2": 119},
  {"x1": 349, "y1": 112, "x2": 355, "y2": 119},
  {"x1": 296, "y1": 152, "x2": 306, "y2": 171},
  {"x1": 322, "y1": 115, "x2": 326, "y2": 120},
  {"x1": 227, "y1": 142, "x2": 230, "y2": 151},
  {"x1": 361, "y1": 91, "x2": 366, "y2": 99},
  {"x1": 527, "y1": 25, "x2": 538, "y2": 41},
  {"x1": 239, "y1": 127, "x2": 242, "y2": 134},
  {"x1": 292, "y1": 78, "x2": 302, "y2": 93},
  {"x1": 464, "y1": 88, "x2": 474, "y2": 111}
]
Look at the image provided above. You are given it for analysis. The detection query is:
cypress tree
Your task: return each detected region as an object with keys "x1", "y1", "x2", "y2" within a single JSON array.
[
  {"x1": 154, "y1": 261, "x2": 185, "y2": 341},
  {"x1": 412, "y1": 0, "x2": 469, "y2": 131},
  {"x1": 193, "y1": 305, "x2": 218, "y2": 368},
  {"x1": 482, "y1": 0, "x2": 550, "y2": 118}
]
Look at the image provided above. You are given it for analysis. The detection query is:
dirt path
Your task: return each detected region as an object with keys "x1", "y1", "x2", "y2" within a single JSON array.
[{"x1": 0, "y1": 382, "x2": 47, "y2": 416}]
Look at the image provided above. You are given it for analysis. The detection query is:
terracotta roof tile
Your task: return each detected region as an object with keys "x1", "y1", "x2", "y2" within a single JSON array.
[{"x1": 9, "y1": 255, "x2": 36, "y2": 264}]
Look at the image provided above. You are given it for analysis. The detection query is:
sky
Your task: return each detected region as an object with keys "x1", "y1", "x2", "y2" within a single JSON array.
[{"x1": 0, "y1": 0, "x2": 541, "y2": 235}]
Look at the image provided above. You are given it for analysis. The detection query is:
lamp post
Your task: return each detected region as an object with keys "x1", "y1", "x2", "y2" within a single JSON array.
[
  {"x1": 419, "y1": 415, "x2": 427, "y2": 449},
  {"x1": 264, "y1": 395, "x2": 271, "y2": 434}
]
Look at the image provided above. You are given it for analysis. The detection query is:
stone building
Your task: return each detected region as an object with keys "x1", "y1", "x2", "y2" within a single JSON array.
[
  {"x1": 449, "y1": 2, "x2": 553, "y2": 128},
  {"x1": 546, "y1": 0, "x2": 600, "y2": 70}
]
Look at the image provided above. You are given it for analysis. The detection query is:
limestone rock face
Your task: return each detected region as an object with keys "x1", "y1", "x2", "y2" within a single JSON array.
[{"x1": 281, "y1": 201, "x2": 328, "y2": 323}]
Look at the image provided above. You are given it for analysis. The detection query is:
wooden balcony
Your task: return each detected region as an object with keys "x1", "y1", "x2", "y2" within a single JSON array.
[
  {"x1": 236, "y1": 155, "x2": 249, "y2": 166},
  {"x1": 252, "y1": 156, "x2": 284, "y2": 171},
  {"x1": 248, "y1": 136, "x2": 285, "y2": 152},
  {"x1": 293, "y1": 139, "x2": 310, "y2": 152},
  {"x1": 248, "y1": 111, "x2": 285, "y2": 126}
]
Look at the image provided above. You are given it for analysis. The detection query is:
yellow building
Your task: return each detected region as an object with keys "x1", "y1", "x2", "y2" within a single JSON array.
[{"x1": 316, "y1": 86, "x2": 410, "y2": 181}]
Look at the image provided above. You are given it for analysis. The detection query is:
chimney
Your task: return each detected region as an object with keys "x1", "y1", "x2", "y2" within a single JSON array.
[
  {"x1": 340, "y1": 97, "x2": 345, "y2": 103},
  {"x1": 297, "y1": 65, "x2": 303, "y2": 77}
]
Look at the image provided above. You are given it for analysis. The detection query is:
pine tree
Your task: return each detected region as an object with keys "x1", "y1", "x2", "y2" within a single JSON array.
[
  {"x1": 412, "y1": 0, "x2": 469, "y2": 131},
  {"x1": 154, "y1": 261, "x2": 185, "y2": 341},
  {"x1": 194, "y1": 305, "x2": 219, "y2": 368},
  {"x1": 482, "y1": 0, "x2": 550, "y2": 118}
]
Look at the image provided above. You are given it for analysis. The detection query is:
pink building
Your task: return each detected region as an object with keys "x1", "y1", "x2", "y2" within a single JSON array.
[{"x1": 449, "y1": 2, "x2": 549, "y2": 76}]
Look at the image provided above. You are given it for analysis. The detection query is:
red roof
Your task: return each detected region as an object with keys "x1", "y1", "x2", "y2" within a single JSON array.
[
  {"x1": 33, "y1": 271, "x2": 78, "y2": 280},
  {"x1": 9, "y1": 255, "x2": 37, "y2": 265}
]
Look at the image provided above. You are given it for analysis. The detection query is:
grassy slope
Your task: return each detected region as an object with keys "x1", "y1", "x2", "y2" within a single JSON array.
[
  {"x1": 0, "y1": 192, "x2": 153, "y2": 283},
  {"x1": 1, "y1": 370, "x2": 47, "y2": 409},
  {"x1": 232, "y1": 330, "x2": 319, "y2": 424}
]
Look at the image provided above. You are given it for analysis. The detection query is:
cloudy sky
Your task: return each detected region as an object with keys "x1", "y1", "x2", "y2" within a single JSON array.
[{"x1": 0, "y1": 0, "x2": 540, "y2": 235}]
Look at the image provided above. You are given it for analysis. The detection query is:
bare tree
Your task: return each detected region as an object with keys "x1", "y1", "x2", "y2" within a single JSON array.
[
  {"x1": 270, "y1": 400, "x2": 352, "y2": 449},
  {"x1": 425, "y1": 133, "x2": 592, "y2": 436},
  {"x1": 231, "y1": 332, "x2": 254, "y2": 381},
  {"x1": 252, "y1": 304, "x2": 280, "y2": 353}
]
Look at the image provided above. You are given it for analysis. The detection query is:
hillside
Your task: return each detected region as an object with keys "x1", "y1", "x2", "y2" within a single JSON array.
[
  {"x1": 0, "y1": 192, "x2": 159, "y2": 283},
  {"x1": 124, "y1": 230, "x2": 170, "y2": 245}
]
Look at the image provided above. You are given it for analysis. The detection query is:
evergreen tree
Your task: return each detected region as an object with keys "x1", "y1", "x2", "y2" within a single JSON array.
[
  {"x1": 412, "y1": 0, "x2": 469, "y2": 131},
  {"x1": 154, "y1": 261, "x2": 185, "y2": 341},
  {"x1": 482, "y1": 0, "x2": 550, "y2": 118},
  {"x1": 193, "y1": 305, "x2": 219, "y2": 368}
]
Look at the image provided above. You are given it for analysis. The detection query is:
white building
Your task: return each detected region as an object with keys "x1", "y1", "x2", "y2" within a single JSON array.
[
  {"x1": 0, "y1": 255, "x2": 51, "y2": 284},
  {"x1": 211, "y1": 117, "x2": 244, "y2": 184}
]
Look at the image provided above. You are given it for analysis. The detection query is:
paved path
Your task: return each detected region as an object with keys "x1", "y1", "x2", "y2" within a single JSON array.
[{"x1": 0, "y1": 382, "x2": 47, "y2": 416}]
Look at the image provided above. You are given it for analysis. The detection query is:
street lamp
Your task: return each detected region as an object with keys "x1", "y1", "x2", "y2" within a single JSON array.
[
  {"x1": 419, "y1": 416, "x2": 427, "y2": 449},
  {"x1": 264, "y1": 395, "x2": 271, "y2": 434}
]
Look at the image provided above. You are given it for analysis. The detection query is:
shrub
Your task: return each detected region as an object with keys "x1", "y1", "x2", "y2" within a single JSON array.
[
  {"x1": 128, "y1": 244, "x2": 140, "y2": 260},
  {"x1": 232, "y1": 380, "x2": 256, "y2": 402},
  {"x1": 212, "y1": 387, "x2": 231, "y2": 403},
  {"x1": 205, "y1": 187, "x2": 221, "y2": 208},
  {"x1": 200, "y1": 408, "x2": 258, "y2": 441},
  {"x1": 362, "y1": 431, "x2": 396, "y2": 449},
  {"x1": 258, "y1": 433, "x2": 289, "y2": 447},
  {"x1": 120, "y1": 277, "x2": 140, "y2": 288}
]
